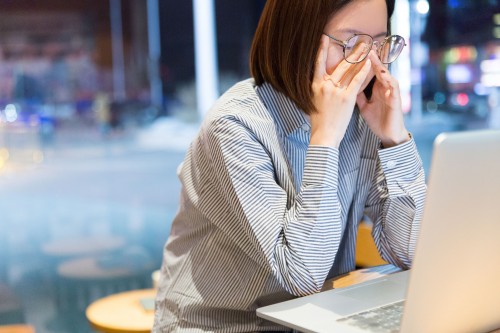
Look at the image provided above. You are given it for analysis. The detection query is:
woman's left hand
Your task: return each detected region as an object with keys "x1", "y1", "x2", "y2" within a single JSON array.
[{"x1": 356, "y1": 51, "x2": 410, "y2": 148}]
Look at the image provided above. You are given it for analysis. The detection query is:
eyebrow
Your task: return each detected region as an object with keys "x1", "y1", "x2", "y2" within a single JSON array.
[{"x1": 335, "y1": 29, "x2": 388, "y2": 39}]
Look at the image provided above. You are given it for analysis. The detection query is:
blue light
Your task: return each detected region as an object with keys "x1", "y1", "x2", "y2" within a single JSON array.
[{"x1": 447, "y1": 0, "x2": 460, "y2": 9}]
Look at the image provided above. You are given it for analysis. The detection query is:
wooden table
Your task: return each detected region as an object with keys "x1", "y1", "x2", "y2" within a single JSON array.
[
  {"x1": 86, "y1": 289, "x2": 156, "y2": 333},
  {"x1": 85, "y1": 265, "x2": 400, "y2": 333},
  {"x1": 58, "y1": 257, "x2": 144, "y2": 280},
  {"x1": 42, "y1": 236, "x2": 125, "y2": 258},
  {"x1": 56, "y1": 253, "x2": 156, "y2": 311},
  {"x1": 324, "y1": 264, "x2": 402, "y2": 290},
  {"x1": 0, "y1": 325, "x2": 35, "y2": 333},
  {"x1": 86, "y1": 266, "x2": 500, "y2": 333}
]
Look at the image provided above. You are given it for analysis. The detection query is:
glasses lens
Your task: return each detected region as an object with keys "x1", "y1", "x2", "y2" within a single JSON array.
[
  {"x1": 380, "y1": 35, "x2": 405, "y2": 64},
  {"x1": 344, "y1": 35, "x2": 372, "y2": 63}
]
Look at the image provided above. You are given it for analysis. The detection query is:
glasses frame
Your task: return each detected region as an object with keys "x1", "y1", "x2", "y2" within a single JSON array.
[{"x1": 323, "y1": 33, "x2": 407, "y2": 64}]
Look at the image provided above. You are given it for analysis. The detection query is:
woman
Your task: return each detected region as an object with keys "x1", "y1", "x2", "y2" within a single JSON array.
[{"x1": 153, "y1": 0, "x2": 426, "y2": 331}]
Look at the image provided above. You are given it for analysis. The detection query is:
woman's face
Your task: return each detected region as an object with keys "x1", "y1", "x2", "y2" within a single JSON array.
[{"x1": 323, "y1": 0, "x2": 388, "y2": 90}]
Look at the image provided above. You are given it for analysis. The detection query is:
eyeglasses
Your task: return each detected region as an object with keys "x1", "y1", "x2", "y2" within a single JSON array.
[{"x1": 323, "y1": 33, "x2": 406, "y2": 64}]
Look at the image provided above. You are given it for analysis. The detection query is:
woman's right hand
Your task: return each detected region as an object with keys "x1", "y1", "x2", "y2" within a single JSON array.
[{"x1": 310, "y1": 35, "x2": 372, "y2": 148}]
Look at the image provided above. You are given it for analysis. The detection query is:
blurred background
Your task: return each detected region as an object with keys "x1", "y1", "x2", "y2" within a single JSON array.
[{"x1": 0, "y1": 0, "x2": 499, "y2": 332}]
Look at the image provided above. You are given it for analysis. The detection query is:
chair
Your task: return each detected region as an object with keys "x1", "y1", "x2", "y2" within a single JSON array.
[{"x1": 355, "y1": 217, "x2": 387, "y2": 268}]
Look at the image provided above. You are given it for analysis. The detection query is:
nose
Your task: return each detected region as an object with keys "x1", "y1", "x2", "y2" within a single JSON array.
[{"x1": 372, "y1": 40, "x2": 382, "y2": 52}]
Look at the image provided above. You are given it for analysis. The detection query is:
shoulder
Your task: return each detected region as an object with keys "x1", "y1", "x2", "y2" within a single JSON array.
[
  {"x1": 202, "y1": 79, "x2": 274, "y2": 136},
  {"x1": 207, "y1": 79, "x2": 264, "y2": 119}
]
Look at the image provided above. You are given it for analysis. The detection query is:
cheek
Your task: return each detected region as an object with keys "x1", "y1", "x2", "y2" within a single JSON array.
[{"x1": 325, "y1": 45, "x2": 344, "y2": 75}]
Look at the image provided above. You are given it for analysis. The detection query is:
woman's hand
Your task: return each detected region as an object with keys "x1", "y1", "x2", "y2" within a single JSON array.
[
  {"x1": 356, "y1": 51, "x2": 410, "y2": 148},
  {"x1": 310, "y1": 35, "x2": 372, "y2": 148}
]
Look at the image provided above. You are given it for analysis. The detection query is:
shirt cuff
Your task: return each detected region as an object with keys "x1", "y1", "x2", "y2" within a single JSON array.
[
  {"x1": 302, "y1": 145, "x2": 339, "y2": 188},
  {"x1": 377, "y1": 137, "x2": 422, "y2": 181}
]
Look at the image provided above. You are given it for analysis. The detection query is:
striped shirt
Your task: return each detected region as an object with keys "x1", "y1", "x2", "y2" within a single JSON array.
[{"x1": 153, "y1": 79, "x2": 426, "y2": 332}]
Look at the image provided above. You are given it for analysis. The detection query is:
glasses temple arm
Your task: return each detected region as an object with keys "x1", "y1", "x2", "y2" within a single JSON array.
[{"x1": 322, "y1": 33, "x2": 346, "y2": 47}]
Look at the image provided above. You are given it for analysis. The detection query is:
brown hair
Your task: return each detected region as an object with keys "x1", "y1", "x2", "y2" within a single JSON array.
[{"x1": 250, "y1": 0, "x2": 395, "y2": 114}]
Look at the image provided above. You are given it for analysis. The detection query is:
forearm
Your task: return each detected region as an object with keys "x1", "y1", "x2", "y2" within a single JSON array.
[
  {"x1": 365, "y1": 139, "x2": 427, "y2": 268},
  {"x1": 273, "y1": 145, "x2": 343, "y2": 296},
  {"x1": 207, "y1": 118, "x2": 345, "y2": 297}
]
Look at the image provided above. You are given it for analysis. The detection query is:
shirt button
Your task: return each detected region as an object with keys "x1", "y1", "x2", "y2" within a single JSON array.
[
  {"x1": 386, "y1": 160, "x2": 398, "y2": 169},
  {"x1": 301, "y1": 123, "x2": 310, "y2": 132}
]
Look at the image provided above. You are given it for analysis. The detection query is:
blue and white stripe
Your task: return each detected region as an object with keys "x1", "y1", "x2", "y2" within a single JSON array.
[{"x1": 153, "y1": 79, "x2": 426, "y2": 332}]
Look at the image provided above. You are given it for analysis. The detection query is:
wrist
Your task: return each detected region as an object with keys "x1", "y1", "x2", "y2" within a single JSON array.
[
  {"x1": 380, "y1": 131, "x2": 411, "y2": 148},
  {"x1": 310, "y1": 129, "x2": 343, "y2": 148}
]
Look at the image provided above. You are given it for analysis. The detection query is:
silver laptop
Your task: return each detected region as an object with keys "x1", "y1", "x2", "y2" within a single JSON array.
[{"x1": 257, "y1": 130, "x2": 500, "y2": 333}]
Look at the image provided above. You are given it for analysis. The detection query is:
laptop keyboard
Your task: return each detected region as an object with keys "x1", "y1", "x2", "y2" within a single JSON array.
[{"x1": 336, "y1": 300, "x2": 404, "y2": 333}]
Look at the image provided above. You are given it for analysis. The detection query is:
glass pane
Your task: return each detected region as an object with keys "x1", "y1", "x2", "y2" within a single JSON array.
[
  {"x1": 380, "y1": 36, "x2": 405, "y2": 63},
  {"x1": 345, "y1": 35, "x2": 372, "y2": 63}
]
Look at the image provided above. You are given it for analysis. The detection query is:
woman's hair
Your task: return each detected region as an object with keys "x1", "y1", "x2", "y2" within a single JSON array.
[{"x1": 250, "y1": 0, "x2": 395, "y2": 114}]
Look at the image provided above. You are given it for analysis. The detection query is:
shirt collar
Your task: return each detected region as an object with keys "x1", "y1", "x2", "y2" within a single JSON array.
[{"x1": 256, "y1": 82, "x2": 310, "y2": 136}]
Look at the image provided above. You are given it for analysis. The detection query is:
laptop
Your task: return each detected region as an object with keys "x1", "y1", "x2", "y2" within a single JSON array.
[{"x1": 257, "y1": 130, "x2": 500, "y2": 333}]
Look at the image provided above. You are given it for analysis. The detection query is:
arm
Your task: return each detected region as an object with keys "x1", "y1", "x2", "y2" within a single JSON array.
[
  {"x1": 203, "y1": 35, "x2": 371, "y2": 295},
  {"x1": 355, "y1": 49, "x2": 426, "y2": 268},
  {"x1": 205, "y1": 116, "x2": 342, "y2": 296},
  {"x1": 364, "y1": 138, "x2": 426, "y2": 268}
]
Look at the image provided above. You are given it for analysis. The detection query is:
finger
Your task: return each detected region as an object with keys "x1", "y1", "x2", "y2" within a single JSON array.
[
  {"x1": 368, "y1": 51, "x2": 391, "y2": 89},
  {"x1": 385, "y1": 76, "x2": 402, "y2": 102},
  {"x1": 346, "y1": 59, "x2": 371, "y2": 94},
  {"x1": 349, "y1": 41, "x2": 371, "y2": 63},
  {"x1": 314, "y1": 35, "x2": 329, "y2": 81},
  {"x1": 368, "y1": 51, "x2": 403, "y2": 100},
  {"x1": 331, "y1": 43, "x2": 369, "y2": 85},
  {"x1": 338, "y1": 61, "x2": 367, "y2": 88},
  {"x1": 328, "y1": 59, "x2": 354, "y2": 85}
]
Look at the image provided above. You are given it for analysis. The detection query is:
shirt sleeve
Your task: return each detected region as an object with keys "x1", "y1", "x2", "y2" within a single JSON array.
[
  {"x1": 204, "y1": 116, "x2": 342, "y2": 296},
  {"x1": 364, "y1": 137, "x2": 427, "y2": 269}
]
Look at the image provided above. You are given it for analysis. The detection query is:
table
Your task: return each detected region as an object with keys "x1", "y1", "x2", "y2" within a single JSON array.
[
  {"x1": 56, "y1": 254, "x2": 156, "y2": 310},
  {"x1": 42, "y1": 236, "x2": 125, "y2": 258},
  {"x1": 324, "y1": 263, "x2": 402, "y2": 290},
  {"x1": 85, "y1": 265, "x2": 398, "y2": 333},
  {"x1": 86, "y1": 289, "x2": 156, "y2": 333},
  {"x1": 86, "y1": 266, "x2": 500, "y2": 333},
  {"x1": 0, "y1": 325, "x2": 34, "y2": 333},
  {"x1": 42, "y1": 236, "x2": 128, "y2": 311},
  {"x1": 58, "y1": 256, "x2": 145, "y2": 280}
]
